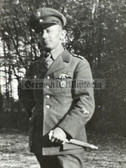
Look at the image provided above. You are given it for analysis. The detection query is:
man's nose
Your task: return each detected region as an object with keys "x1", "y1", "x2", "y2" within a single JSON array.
[{"x1": 42, "y1": 30, "x2": 48, "y2": 38}]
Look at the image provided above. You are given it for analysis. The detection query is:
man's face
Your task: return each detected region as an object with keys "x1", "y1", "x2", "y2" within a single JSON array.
[{"x1": 39, "y1": 24, "x2": 66, "y2": 51}]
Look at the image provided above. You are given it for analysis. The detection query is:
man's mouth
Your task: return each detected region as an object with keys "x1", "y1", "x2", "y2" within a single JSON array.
[{"x1": 43, "y1": 40, "x2": 50, "y2": 44}]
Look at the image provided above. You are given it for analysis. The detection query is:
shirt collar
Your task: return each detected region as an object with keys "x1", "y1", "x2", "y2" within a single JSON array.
[{"x1": 50, "y1": 44, "x2": 64, "y2": 60}]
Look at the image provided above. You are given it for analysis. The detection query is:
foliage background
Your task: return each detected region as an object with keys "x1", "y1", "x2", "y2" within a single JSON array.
[{"x1": 0, "y1": 0, "x2": 126, "y2": 135}]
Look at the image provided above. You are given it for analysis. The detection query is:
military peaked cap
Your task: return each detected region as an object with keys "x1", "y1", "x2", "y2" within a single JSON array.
[{"x1": 30, "y1": 7, "x2": 67, "y2": 32}]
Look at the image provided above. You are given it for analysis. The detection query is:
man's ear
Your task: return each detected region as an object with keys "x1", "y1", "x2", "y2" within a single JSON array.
[
  {"x1": 61, "y1": 30, "x2": 67, "y2": 38},
  {"x1": 60, "y1": 30, "x2": 67, "y2": 43}
]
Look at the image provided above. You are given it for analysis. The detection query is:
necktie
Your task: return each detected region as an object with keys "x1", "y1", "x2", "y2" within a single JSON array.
[{"x1": 45, "y1": 53, "x2": 53, "y2": 69}]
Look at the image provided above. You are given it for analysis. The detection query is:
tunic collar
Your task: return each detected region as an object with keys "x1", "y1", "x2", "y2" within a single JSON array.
[{"x1": 50, "y1": 44, "x2": 64, "y2": 60}]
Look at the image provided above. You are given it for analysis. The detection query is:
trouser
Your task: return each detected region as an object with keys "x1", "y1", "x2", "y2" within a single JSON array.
[{"x1": 35, "y1": 152, "x2": 84, "y2": 168}]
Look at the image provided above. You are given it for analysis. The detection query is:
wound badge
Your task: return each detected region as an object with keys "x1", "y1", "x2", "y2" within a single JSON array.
[
  {"x1": 60, "y1": 80, "x2": 67, "y2": 88},
  {"x1": 39, "y1": 19, "x2": 43, "y2": 23}
]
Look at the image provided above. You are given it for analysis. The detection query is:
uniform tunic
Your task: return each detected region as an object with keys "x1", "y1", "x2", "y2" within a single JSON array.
[{"x1": 18, "y1": 49, "x2": 95, "y2": 155}]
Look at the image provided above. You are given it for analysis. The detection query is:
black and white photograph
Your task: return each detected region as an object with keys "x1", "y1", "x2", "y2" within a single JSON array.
[{"x1": 0, "y1": 0, "x2": 126, "y2": 167}]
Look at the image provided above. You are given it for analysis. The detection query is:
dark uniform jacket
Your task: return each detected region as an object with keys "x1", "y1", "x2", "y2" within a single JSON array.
[{"x1": 18, "y1": 49, "x2": 95, "y2": 155}]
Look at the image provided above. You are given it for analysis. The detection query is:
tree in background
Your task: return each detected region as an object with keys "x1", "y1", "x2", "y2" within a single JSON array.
[
  {"x1": 0, "y1": 92, "x2": 3, "y2": 112},
  {"x1": 0, "y1": 0, "x2": 126, "y2": 132}
]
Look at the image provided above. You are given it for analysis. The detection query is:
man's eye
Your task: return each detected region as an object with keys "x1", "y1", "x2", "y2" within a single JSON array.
[{"x1": 46, "y1": 28, "x2": 52, "y2": 33}]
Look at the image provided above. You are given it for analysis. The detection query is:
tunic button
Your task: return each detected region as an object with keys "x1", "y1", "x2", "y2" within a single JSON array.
[
  {"x1": 46, "y1": 85, "x2": 50, "y2": 89},
  {"x1": 47, "y1": 76, "x2": 50, "y2": 79},
  {"x1": 46, "y1": 105, "x2": 50, "y2": 109},
  {"x1": 34, "y1": 75, "x2": 37, "y2": 79},
  {"x1": 46, "y1": 95, "x2": 50, "y2": 99}
]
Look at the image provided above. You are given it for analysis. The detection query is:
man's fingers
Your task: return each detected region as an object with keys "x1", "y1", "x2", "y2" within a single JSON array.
[
  {"x1": 54, "y1": 139, "x2": 62, "y2": 144},
  {"x1": 50, "y1": 136, "x2": 65, "y2": 144},
  {"x1": 49, "y1": 129, "x2": 66, "y2": 143},
  {"x1": 49, "y1": 130, "x2": 53, "y2": 140},
  {"x1": 51, "y1": 137, "x2": 55, "y2": 142}
]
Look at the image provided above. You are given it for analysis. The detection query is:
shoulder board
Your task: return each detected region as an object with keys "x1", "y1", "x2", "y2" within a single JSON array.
[{"x1": 72, "y1": 53, "x2": 84, "y2": 60}]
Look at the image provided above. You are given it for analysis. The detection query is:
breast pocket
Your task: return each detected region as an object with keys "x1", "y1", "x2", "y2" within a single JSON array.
[{"x1": 52, "y1": 72, "x2": 73, "y2": 96}]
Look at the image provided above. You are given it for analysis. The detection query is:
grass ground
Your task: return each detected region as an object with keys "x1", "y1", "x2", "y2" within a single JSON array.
[{"x1": 0, "y1": 129, "x2": 126, "y2": 168}]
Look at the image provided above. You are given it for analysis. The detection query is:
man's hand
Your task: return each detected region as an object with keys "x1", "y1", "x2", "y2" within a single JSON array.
[{"x1": 49, "y1": 127, "x2": 66, "y2": 144}]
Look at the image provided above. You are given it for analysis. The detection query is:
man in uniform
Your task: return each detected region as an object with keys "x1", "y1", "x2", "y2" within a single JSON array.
[{"x1": 18, "y1": 7, "x2": 95, "y2": 168}]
